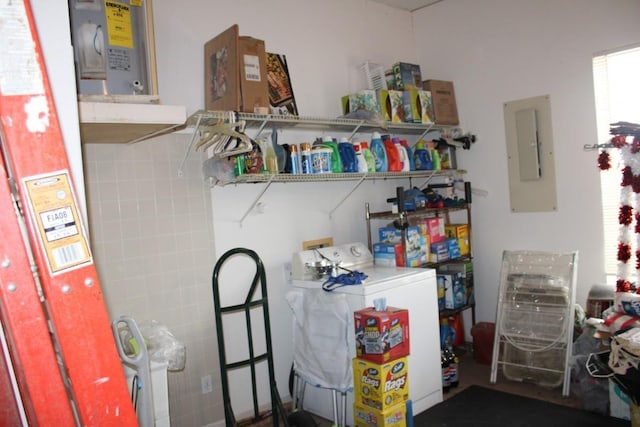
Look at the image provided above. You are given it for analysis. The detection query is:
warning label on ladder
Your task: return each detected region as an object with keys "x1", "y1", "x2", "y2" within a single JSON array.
[{"x1": 23, "y1": 171, "x2": 93, "y2": 274}]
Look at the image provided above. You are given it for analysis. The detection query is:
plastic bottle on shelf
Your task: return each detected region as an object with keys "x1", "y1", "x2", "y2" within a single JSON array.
[
  {"x1": 289, "y1": 144, "x2": 300, "y2": 174},
  {"x1": 430, "y1": 146, "x2": 441, "y2": 170},
  {"x1": 360, "y1": 141, "x2": 376, "y2": 172},
  {"x1": 413, "y1": 140, "x2": 432, "y2": 170},
  {"x1": 300, "y1": 142, "x2": 312, "y2": 174},
  {"x1": 393, "y1": 137, "x2": 410, "y2": 171},
  {"x1": 383, "y1": 136, "x2": 401, "y2": 172},
  {"x1": 265, "y1": 144, "x2": 278, "y2": 174},
  {"x1": 370, "y1": 132, "x2": 388, "y2": 172},
  {"x1": 321, "y1": 135, "x2": 343, "y2": 173},
  {"x1": 400, "y1": 139, "x2": 415, "y2": 171},
  {"x1": 338, "y1": 137, "x2": 358, "y2": 172},
  {"x1": 354, "y1": 144, "x2": 368, "y2": 172}
]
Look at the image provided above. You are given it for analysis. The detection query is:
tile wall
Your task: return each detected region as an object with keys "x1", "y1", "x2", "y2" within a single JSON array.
[{"x1": 82, "y1": 134, "x2": 222, "y2": 426}]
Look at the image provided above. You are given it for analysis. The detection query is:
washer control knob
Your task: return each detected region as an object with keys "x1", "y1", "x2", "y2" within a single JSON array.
[{"x1": 350, "y1": 245, "x2": 362, "y2": 257}]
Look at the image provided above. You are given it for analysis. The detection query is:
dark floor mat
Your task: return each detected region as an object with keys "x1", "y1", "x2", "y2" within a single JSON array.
[{"x1": 413, "y1": 385, "x2": 631, "y2": 427}]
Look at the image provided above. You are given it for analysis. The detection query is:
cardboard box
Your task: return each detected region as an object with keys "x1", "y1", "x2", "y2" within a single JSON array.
[
  {"x1": 430, "y1": 241, "x2": 449, "y2": 263},
  {"x1": 422, "y1": 80, "x2": 459, "y2": 125},
  {"x1": 354, "y1": 307, "x2": 410, "y2": 363},
  {"x1": 392, "y1": 62, "x2": 423, "y2": 90},
  {"x1": 445, "y1": 224, "x2": 469, "y2": 256},
  {"x1": 426, "y1": 217, "x2": 445, "y2": 243},
  {"x1": 352, "y1": 357, "x2": 410, "y2": 411},
  {"x1": 353, "y1": 401, "x2": 410, "y2": 427},
  {"x1": 204, "y1": 25, "x2": 270, "y2": 112},
  {"x1": 437, "y1": 273, "x2": 465, "y2": 309},
  {"x1": 383, "y1": 90, "x2": 404, "y2": 123},
  {"x1": 378, "y1": 226, "x2": 427, "y2": 267},
  {"x1": 402, "y1": 89, "x2": 434, "y2": 124},
  {"x1": 341, "y1": 90, "x2": 390, "y2": 120},
  {"x1": 373, "y1": 242, "x2": 403, "y2": 267},
  {"x1": 446, "y1": 238, "x2": 461, "y2": 259},
  {"x1": 438, "y1": 262, "x2": 474, "y2": 306}
]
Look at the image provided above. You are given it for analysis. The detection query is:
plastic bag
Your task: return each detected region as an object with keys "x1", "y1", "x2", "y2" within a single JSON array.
[
  {"x1": 139, "y1": 320, "x2": 186, "y2": 371},
  {"x1": 202, "y1": 156, "x2": 235, "y2": 186}
]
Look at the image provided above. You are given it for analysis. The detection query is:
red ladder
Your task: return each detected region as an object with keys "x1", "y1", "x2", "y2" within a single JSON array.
[{"x1": 0, "y1": 1, "x2": 138, "y2": 425}]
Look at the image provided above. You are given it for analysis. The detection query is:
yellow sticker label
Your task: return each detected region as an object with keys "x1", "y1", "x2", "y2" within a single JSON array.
[
  {"x1": 23, "y1": 172, "x2": 92, "y2": 275},
  {"x1": 130, "y1": 0, "x2": 143, "y2": 6},
  {"x1": 105, "y1": 1, "x2": 134, "y2": 48}
]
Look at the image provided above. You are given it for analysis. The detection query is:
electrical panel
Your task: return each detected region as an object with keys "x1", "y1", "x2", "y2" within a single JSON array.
[{"x1": 68, "y1": 0, "x2": 156, "y2": 97}]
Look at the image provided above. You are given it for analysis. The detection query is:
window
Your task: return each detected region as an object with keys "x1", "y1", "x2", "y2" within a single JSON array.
[{"x1": 593, "y1": 45, "x2": 640, "y2": 280}]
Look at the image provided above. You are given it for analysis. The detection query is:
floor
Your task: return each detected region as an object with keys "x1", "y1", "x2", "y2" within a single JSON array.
[{"x1": 310, "y1": 344, "x2": 600, "y2": 427}]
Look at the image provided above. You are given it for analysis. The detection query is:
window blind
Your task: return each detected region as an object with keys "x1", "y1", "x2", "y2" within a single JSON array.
[{"x1": 593, "y1": 45, "x2": 640, "y2": 276}]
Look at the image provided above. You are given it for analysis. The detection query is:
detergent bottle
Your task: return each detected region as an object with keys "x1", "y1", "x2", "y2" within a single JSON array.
[
  {"x1": 360, "y1": 142, "x2": 376, "y2": 172},
  {"x1": 383, "y1": 136, "x2": 401, "y2": 172},
  {"x1": 393, "y1": 137, "x2": 410, "y2": 171},
  {"x1": 413, "y1": 139, "x2": 432, "y2": 170},
  {"x1": 370, "y1": 132, "x2": 388, "y2": 172},
  {"x1": 400, "y1": 139, "x2": 415, "y2": 171},
  {"x1": 354, "y1": 144, "x2": 368, "y2": 172},
  {"x1": 428, "y1": 141, "x2": 441, "y2": 170},
  {"x1": 338, "y1": 137, "x2": 358, "y2": 172},
  {"x1": 321, "y1": 135, "x2": 343, "y2": 173}
]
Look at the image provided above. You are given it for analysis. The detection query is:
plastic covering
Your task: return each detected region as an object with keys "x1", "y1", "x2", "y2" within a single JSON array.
[
  {"x1": 491, "y1": 250, "x2": 578, "y2": 395},
  {"x1": 286, "y1": 289, "x2": 353, "y2": 392},
  {"x1": 138, "y1": 320, "x2": 186, "y2": 371}
]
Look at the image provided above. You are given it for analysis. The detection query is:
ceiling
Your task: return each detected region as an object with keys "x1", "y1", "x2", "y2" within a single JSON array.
[{"x1": 370, "y1": 0, "x2": 443, "y2": 12}]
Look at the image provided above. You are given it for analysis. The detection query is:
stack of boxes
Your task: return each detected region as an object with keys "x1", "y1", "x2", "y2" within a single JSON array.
[
  {"x1": 373, "y1": 217, "x2": 468, "y2": 269},
  {"x1": 353, "y1": 306, "x2": 411, "y2": 427},
  {"x1": 342, "y1": 62, "x2": 459, "y2": 126}
]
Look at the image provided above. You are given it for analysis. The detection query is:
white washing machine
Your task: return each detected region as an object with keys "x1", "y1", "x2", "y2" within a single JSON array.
[{"x1": 288, "y1": 242, "x2": 442, "y2": 425}]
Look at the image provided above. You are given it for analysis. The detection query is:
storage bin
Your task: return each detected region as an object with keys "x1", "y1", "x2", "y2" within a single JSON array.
[{"x1": 471, "y1": 322, "x2": 495, "y2": 365}]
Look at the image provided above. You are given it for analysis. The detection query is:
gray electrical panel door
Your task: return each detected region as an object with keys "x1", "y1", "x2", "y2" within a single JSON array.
[{"x1": 68, "y1": 0, "x2": 154, "y2": 96}]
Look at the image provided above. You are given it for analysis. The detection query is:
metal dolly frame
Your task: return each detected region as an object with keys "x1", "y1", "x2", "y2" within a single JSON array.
[{"x1": 213, "y1": 248, "x2": 317, "y2": 427}]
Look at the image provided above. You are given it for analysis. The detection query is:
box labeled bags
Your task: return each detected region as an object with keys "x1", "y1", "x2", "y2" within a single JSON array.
[
  {"x1": 422, "y1": 80, "x2": 459, "y2": 125},
  {"x1": 204, "y1": 25, "x2": 270, "y2": 112}
]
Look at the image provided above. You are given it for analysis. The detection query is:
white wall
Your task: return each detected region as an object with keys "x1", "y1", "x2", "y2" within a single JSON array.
[{"x1": 413, "y1": 0, "x2": 640, "y2": 324}]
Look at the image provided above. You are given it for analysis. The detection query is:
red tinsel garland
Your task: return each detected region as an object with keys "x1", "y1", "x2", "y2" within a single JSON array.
[{"x1": 599, "y1": 134, "x2": 640, "y2": 293}]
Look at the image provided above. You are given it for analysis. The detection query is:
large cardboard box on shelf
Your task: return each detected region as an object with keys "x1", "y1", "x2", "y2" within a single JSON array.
[
  {"x1": 422, "y1": 80, "x2": 459, "y2": 125},
  {"x1": 352, "y1": 356, "x2": 410, "y2": 411},
  {"x1": 354, "y1": 306, "x2": 410, "y2": 363},
  {"x1": 204, "y1": 24, "x2": 270, "y2": 112}
]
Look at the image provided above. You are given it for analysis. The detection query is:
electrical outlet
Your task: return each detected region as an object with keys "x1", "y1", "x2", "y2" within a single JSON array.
[{"x1": 201, "y1": 374, "x2": 213, "y2": 394}]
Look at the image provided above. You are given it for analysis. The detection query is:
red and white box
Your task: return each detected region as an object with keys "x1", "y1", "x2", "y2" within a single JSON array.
[{"x1": 354, "y1": 306, "x2": 410, "y2": 363}]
